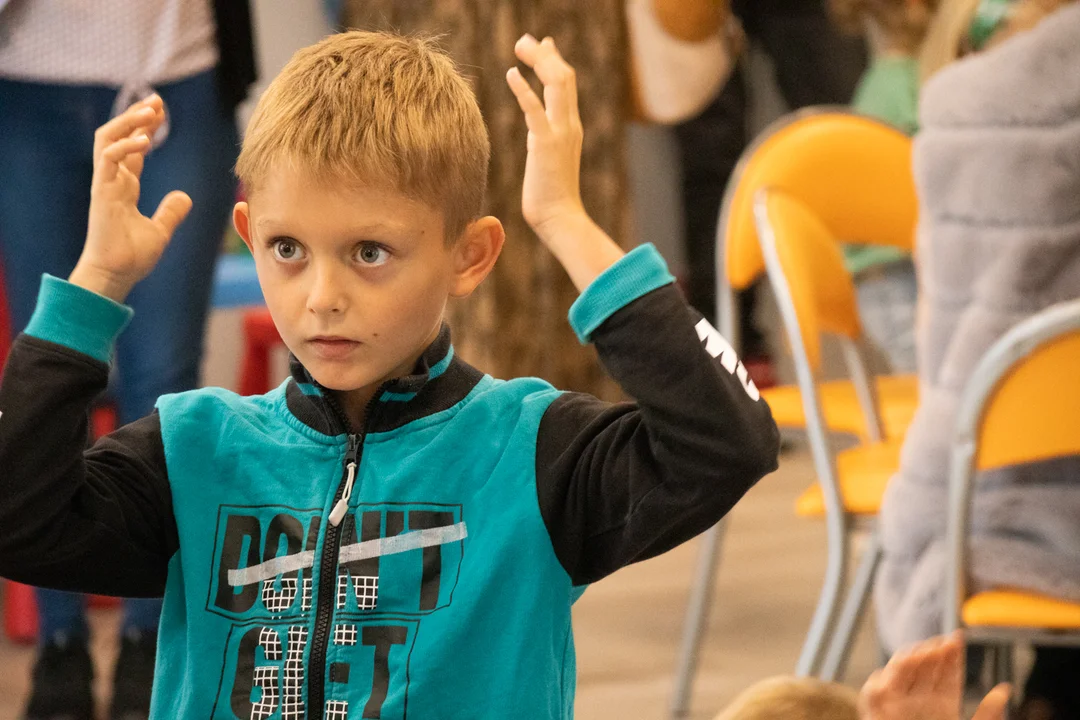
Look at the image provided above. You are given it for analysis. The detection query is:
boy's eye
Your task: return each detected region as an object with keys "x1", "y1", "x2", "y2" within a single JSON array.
[
  {"x1": 271, "y1": 239, "x2": 305, "y2": 262},
  {"x1": 355, "y1": 243, "x2": 390, "y2": 266}
]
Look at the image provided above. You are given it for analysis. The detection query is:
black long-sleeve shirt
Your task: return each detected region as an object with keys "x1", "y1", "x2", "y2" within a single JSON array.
[{"x1": 0, "y1": 245, "x2": 778, "y2": 717}]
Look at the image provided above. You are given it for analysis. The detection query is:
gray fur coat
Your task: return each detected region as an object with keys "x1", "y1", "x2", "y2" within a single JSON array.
[{"x1": 875, "y1": 4, "x2": 1080, "y2": 651}]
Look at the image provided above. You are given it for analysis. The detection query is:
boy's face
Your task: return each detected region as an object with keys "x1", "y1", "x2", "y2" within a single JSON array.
[{"x1": 234, "y1": 167, "x2": 500, "y2": 397}]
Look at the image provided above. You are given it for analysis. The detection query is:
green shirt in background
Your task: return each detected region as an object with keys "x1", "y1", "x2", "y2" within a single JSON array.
[{"x1": 844, "y1": 55, "x2": 919, "y2": 275}]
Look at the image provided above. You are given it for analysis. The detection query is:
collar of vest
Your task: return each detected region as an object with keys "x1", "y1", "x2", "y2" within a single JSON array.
[{"x1": 283, "y1": 323, "x2": 484, "y2": 436}]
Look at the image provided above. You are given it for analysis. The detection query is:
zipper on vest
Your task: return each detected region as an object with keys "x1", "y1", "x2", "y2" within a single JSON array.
[
  {"x1": 308, "y1": 387, "x2": 381, "y2": 718},
  {"x1": 328, "y1": 456, "x2": 358, "y2": 527}
]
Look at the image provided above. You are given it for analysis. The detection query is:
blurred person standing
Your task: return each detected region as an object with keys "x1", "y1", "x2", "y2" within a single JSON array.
[
  {"x1": 0, "y1": 1, "x2": 254, "y2": 718},
  {"x1": 829, "y1": 0, "x2": 941, "y2": 374},
  {"x1": 672, "y1": 0, "x2": 868, "y2": 380},
  {"x1": 875, "y1": 2, "x2": 1080, "y2": 717}
]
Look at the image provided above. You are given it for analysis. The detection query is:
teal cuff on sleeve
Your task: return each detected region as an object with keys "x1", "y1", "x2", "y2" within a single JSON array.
[
  {"x1": 24, "y1": 274, "x2": 134, "y2": 364},
  {"x1": 568, "y1": 243, "x2": 675, "y2": 344}
]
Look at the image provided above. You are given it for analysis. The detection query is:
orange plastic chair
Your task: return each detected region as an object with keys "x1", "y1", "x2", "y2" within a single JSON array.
[
  {"x1": 944, "y1": 299, "x2": 1080, "y2": 684},
  {"x1": 756, "y1": 190, "x2": 905, "y2": 679},
  {"x1": 721, "y1": 109, "x2": 920, "y2": 444},
  {"x1": 673, "y1": 110, "x2": 920, "y2": 714}
]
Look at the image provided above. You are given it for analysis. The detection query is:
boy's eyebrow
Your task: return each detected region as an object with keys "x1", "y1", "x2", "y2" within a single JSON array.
[{"x1": 255, "y1": 219, "x2": 417, "y2": 243}]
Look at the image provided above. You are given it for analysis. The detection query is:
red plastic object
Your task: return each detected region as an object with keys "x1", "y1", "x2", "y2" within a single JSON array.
[
  {"x1": 744, "y1": 355, "x2": 778, "y2": 391},
  {"x1": 89, "y1": 404, "x2": 121, "y2": 611},
  {"x1": 0, "y1": 267, "x2": 9, "y2": 370},
  {"x1": 240, "y1": 309, "x2": 283, "y2": 396},
  {"x1": 0, "y1": 263, "x2": 33, "y2": 642},
  {"x1": 4, "y1": 582, "x2": 38, "y2": 643}
]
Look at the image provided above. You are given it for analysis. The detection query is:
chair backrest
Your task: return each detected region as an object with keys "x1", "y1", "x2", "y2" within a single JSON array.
[
  {"x1": 716, "y1": 109, "x2": 917, "y2": 343},
  {"x1": 976, "y1": 330, "x2": 1080, "y2": 471},
  {"x1": 945, "y1": 299, "x2": 1080, "y2": 632},
  {"x1": 754, "y1": 190, "x2": 859, "y2": 524},
  {"x1": 753, "y1": 190, "x2": 862, "y2": 373}
]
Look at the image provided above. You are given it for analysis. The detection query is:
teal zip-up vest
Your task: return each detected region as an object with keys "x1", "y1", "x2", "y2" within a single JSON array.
[
  {"x1": 144, "y1": 246, "x2": 675, "y2": 718},
  {"x1": 11, "y1": 244, "x2": 781, "y2": 719}
]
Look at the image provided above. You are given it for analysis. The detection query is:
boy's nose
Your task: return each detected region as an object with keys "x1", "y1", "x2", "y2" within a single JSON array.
[{"x1": 306, "y1": 265, "x2": 348, "y2": 315}]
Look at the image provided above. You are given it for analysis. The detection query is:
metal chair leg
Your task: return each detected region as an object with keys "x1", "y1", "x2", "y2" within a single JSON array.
[
  {"x1": 796, "y1": 522, "x2": 849, "y2": 677},
  {"x1": 670, "y1": 518, "x2": 729, "y2": 718},
  {"x1": 991, "y1": 643, "x2": 1014, "y2": 686},
  {"x1": 820, "y1": 528, "x2": 883, "y2": 682}
]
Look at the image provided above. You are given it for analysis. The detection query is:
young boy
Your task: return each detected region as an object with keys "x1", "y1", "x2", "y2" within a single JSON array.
[{"x1": 0, "y1": 31, "x2": 778, "y2": 718}]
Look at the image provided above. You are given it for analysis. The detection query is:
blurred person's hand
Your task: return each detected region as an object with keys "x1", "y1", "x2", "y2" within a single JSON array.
[
  {"x1": 69, "y1": 94, "x2": 192, "y2": 303},
  {"x1": 859, "y1": 631, "x2": 1011, "y2": 720}
]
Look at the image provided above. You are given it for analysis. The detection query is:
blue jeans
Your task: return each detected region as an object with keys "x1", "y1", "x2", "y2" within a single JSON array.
[
  {"x1": 855, "y1": 259, "x2": 918, "y2": 375},
  {"x1": 0, "y1": 70, "x2": 238, "y2": 640}
]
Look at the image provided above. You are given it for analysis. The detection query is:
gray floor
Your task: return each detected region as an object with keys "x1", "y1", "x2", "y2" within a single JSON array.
[{"x1": 0, "y1": 448, "x2": 884, "y2": 719}]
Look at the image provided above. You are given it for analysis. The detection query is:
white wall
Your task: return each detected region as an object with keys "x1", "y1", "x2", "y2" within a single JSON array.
[{"x1": 237, "y1": 0, "x2": 336, "y2": 131}]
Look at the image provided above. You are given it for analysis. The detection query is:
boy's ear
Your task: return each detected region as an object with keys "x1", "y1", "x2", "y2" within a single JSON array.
[
  {"x1": 449, "y1": 216, "x2": 504, "y2": 298},
  {"x1": 233, "y1": 202, "x2": 254, "y2": 252}
]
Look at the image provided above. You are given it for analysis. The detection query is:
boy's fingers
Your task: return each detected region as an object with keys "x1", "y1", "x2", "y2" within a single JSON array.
[
  {"x1": 121, "y1": 128, "x2": 150, "y2": 178},
  {"x1": 506, "y1": 67, "x2": 550, "y2": 135},
  {"x1": 540, "y1": 38, "x2": 578, "y2": 129},
  {"x1": 96, "y1": 135, "x2": 152, "y2": 184},
  {"x1": 93, "y1": 102, "x2": 158, "y2": 162},
  {"x1": 102, "y1": 135, "x2": 151, "y2": 163},
  {"x1": 913, "y1": 635, "x2": 946, "y2": 690},
  {"x1": 151, "y1": 190, "x2": 193, "y2": 241},
  {"x1": 120, "y1": 104, "x2": 167, "y2": 178},
  {"x1": 514, "y1": 33, "x2": 541, "y2": 66},
  {"x1": 933, "y1": 632, "x2": 964, "y2": 692},
  {"x1": 888, "y1": 646, "x2": 920, "y2": 693},
  {"x1": 858, "y1": 668, "x2": 888, "y2": 712},
  {"x1": 515, "y1": 34, "x2": 578, "y2": 127},
  {"x1": 972, "y1": 683, "x2": 1011, "y2": 720}
]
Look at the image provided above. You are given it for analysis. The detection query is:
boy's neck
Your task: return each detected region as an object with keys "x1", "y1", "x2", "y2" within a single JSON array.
[
  {"x1": 327, "y1": 324, "x2": 442, "y2": 431},
  {"x1": 334, "y1": 386, "x2": 378, "y2": 431}
]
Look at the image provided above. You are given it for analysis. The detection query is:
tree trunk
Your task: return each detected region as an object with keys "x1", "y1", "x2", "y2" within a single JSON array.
[{"x1": 343, "y1": 0, "x2": 629, "y2": 396}]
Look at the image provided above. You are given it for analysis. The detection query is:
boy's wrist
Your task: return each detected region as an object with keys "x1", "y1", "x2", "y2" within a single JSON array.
[
  {"x1": 25, "y1": 275, "x2": 134, "y2": 364},
  {"x1": 68, "y1": 261, "x2": 137, "y2": 304},
  {"x1": 536, "y1": 212, "x2": 626, "y2": 292}
]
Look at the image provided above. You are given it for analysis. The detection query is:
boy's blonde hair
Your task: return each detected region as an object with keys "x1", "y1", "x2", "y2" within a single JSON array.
[
  {"x1": 920, "y1": 0, "x2": 1078, "y2": 80},
  {"x1": 713, "y1": 676, "x2": 859, "y2": 720},
  {"x1": 236, "y1": 31, "x2": 490, "y2": 240},
  {"x1": 830, "y1": 0, "x2": 940, "y2": 54}
]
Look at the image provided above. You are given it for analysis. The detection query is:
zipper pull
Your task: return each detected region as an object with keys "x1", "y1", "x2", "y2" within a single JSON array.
[
  {"x1": 329, "y1": 434, "x2": 361, "y2": 527},
  {"x1": 328, "y1": 461, "x2": 357, "y2": 527}
]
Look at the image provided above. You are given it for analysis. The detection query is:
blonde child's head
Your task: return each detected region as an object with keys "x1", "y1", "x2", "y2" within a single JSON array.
[
  {"x1": 830, "y1": 0, "x2": 941, "y2": 54},
  {"x1": 713, "y1": 676, "x2": 860, "y2": 720},
  {"x1": 231, "y1": 31, "x2": 504, "y2": 397},
  {"x1": 236, "y1": 30, "x2": 490, "y2": 242},
  {"x1": 920, "y1": 0, "x2": 1078, "y2": 80}
]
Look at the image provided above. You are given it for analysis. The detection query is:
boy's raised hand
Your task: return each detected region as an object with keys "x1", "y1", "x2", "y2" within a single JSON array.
[
  {"x1": 506, "y1": 34, "x2": 624, "y2": 292},
  {"x1": 506, "y1": 35, "x2": 587, "y2": 244},
  {"x1": 69, "y1": 95, "x2": 192, "y2": 303},
  {"x1": 858, "y1": 632, "x2": 1011, "y2": 720}
]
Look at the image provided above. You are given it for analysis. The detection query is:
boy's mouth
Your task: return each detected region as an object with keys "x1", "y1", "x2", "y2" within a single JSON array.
[{"x1": 307, "y1": 336, "x2": 362, "y2": 360}]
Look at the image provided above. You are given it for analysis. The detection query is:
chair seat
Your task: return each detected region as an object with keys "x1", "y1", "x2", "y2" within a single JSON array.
[
  {"x1": 762, "y1": 374, "x2": 917, "y2": 441},
  {"x1": 795, "y1": 439, "x2": 903, "y2": 517},
  {"x1": 963, "y1": 590, "x2": 1080, "y2": 630}
]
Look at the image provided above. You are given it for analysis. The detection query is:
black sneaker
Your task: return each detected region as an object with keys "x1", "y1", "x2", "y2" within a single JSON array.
[
  {"x1": 108, "y1": 629, "x2": 157, "y2": 720},
  {"x1": 22, "y1": 632, "x2": 95, "y2": 720}
]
